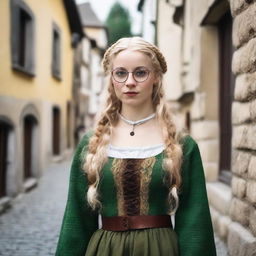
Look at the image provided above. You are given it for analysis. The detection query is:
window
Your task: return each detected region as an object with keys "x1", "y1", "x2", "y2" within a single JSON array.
[
  {"x1": 10, "y1": 0, "x2": 35, "y2": 76},
  {"x1": 185, "y1": 111, "x2": 191, "y2": 132},
  {"x1": 23, "y1": 115, "x2": 37, "y2": 180},
  {"x1": 0, "y1": 122, "x2": 10, "y2": 198},
  {"x1": 52, "y1": 107, "x2": 61, "y2": 155},
  {"x1": 218, "y1": 11, "x2": 234, "y2": 185},
  {"x1": 52, "y1": 23, "x2": 61, "y2": 80}
]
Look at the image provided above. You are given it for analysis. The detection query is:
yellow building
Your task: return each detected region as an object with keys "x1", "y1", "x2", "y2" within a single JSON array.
[{"x1": 0, "y1": 0, "x2": 83, "y2": 207}]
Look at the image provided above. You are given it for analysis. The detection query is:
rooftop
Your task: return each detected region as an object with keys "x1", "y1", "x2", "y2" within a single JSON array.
[{"x1": 77, "y1": 2, "x2": 104, "y2": 28}]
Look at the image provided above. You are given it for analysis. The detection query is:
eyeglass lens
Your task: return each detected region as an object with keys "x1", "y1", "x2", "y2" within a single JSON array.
[{"x1": 112, "y1": 67, "x2": 150, "y2": 83}]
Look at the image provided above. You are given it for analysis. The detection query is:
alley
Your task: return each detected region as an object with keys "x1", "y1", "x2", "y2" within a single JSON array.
[
  {"x1": 0, "y1": 159, "x2": 228, "y2": 256},
  {"x1": 0, "y1": 160, "x2": 71, "y2": 256}
]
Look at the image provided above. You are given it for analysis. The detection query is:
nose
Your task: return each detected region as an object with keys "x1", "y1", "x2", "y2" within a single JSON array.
[{"x1": 125, "y1": 72, "x2": 137, "y2": 87}]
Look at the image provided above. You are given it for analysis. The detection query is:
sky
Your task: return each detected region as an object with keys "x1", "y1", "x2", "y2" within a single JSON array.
[{"x1": 75, "y1": 0, "x2": 142, "y2": 34}]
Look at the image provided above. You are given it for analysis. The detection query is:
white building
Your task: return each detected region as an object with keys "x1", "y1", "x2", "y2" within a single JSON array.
[{"x1": 76, "y1": 2, "x2": 108, "y2": 137}]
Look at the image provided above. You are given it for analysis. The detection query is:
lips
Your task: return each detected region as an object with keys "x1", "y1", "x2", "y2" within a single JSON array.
[{"x1": 124, "y1": 91, "x2": 138, "y2": 96}]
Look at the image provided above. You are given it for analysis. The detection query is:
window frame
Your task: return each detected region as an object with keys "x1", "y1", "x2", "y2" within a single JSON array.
[
  {"x1": 10, "y1": 0, "x2": 35, "y2": 76},
  {"x1": 51, "y1": 22, "x2": 62, "y2": 80},
  {"x1": 218, "y1": 11, "x2": 234, "y2": 185}
]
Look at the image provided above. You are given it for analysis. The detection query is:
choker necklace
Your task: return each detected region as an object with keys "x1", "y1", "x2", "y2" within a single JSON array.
[{"x1": 118, "y1": 113, "x2": 156, "y2": 136}]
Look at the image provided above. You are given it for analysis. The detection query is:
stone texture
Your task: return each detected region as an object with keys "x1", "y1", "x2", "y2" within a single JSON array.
[
  {"x1": 0, "y1": 160, "x2": 71, "y2": 256},
  {"x1": 218, "y1": 216, "x2": 232, "y2": 241},
  {"x1": 232, "y1": 125, "x2": 248, "y2": 149},
  {"x1": 231, "y1": 176, "x2": 246, "y2": 198},
  {"x1": 249, "y1": 206, "x2": 256, "y2": 236},
  {"x1": 210, "y1": 207, "x2": 231, "y2": 242},
  {"x1": 232, "y1": 37, "x2": 256, "y2": 75},
  {"x1": 234, "y1": 72, "x2": 256, "y2": 102},
  {"x1": 210, "y1": 207, "x2": 219, "y2": 232},
  {"x1": 203, "y1": 162, "x2": 218, "y2": 182},
  {"x1": 246, "y1": 181, "x2": 256, "y2": 203},
  {"x1": 207, "y1": 182, "x2": 231, "y2": 215},
  {"x1": 232, "y1": 101, "x2": 250, "y2": 124},
  {"x1": 248, "y1": 156, "x2": 256, "y2": 179},
  {"x1": 190, "y1": 92, "x2": 205, "y2": 120},
  {"x1": 227, "y1": 222, "x2": 256, "y2": 256},
  {"x1": 250, "y1": 99, "x2": 256, "y2": 120},
  {"x1": 232, "y1": 150, "x2": 251, "y2": 177},
  {"x1": 229, "y1": 197, "x2": 250, "y2": 226},
  {"x1": 230, "y1": 0, "x2": 253, "y2": 16},
  {"x1": 197, "y1": 140, "x2": 219, "y2": 163},
  {"x1": 191, "y1": 120, "x2": 218, "y2": 140},
  {"x1": 244, "y1": 125, "x2": 256, "y2": 150},
  {"x1": 215, "y1": 235, "x2": 229, "y2": 256},
  {"x1": 233, "y1": 125, "x2": 256, "y2": 150},
  {"x1": 232, "y1": 99, "x2": 256, "y2": 124},
  {"x1": 232, "y1": 3, "x2": 256, "y2": 48}
]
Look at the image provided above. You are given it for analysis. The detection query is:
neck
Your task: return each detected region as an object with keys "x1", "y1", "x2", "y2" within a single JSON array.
[{"x1": 120, "y1": 105, "x2": 154, "y2": 121}]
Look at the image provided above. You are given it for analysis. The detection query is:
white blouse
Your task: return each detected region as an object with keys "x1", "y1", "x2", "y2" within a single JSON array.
[{"x1": 107, "y1": 144, "x2": 165, "y2": 159}]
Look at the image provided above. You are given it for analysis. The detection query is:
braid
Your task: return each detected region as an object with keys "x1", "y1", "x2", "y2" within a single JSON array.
[
  {"x1": 83, "y1": 36, "x2": 182, "y2": 213},
  {"x1": 148, "y1": 45, "x2": 168, "y2": 74},
  {"x1": 153, "y1": 75, "x2": 183, "y2": 214},
  {"x1": 156, "y1": 99, "x2": 183, "y2": 214},
  {"x1": 83, "y1": 78, "x2": 121, "y2": 210}
]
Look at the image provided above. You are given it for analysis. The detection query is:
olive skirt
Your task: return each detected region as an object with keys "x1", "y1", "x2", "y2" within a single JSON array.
[{"x1": 85, "y1": 227, "x2": 178, "y2": 256}]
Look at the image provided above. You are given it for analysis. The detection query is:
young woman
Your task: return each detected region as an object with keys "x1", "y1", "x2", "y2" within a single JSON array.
[{"x1": 55, "y1": 37, "x2": 216, "y2": 256}]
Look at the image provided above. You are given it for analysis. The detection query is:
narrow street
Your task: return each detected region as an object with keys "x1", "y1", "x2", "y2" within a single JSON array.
[
  {"x1": 0, "y1": 159, "x2": 228, "y2": 256},
  {"x1": 0, "y1": 160, "x2": 71, "y2": 256}
]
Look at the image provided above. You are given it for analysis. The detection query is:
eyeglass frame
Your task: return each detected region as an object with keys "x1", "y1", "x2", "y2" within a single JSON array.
[{"x1": 111, "y1": 67, "x2": 152, "y2": 83}]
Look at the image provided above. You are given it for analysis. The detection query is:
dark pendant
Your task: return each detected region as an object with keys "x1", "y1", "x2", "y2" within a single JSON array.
[{"x1": 130, "y1": 131, "x2": 135, "y2": 136}]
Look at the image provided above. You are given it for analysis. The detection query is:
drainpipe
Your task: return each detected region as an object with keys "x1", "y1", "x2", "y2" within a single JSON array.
[{"x1": 155, "y1": 0, "x2": 159, "y2": 46}]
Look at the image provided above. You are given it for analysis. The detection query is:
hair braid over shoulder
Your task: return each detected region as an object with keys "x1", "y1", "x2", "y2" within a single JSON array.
[{"x1": 83, "y1": 37, "x2": 183, "y2": 214}]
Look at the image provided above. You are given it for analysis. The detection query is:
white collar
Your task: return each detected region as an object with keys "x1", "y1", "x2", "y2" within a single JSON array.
[{"x1": 107, "y1": 144, "x2": 165, "y2": 159}]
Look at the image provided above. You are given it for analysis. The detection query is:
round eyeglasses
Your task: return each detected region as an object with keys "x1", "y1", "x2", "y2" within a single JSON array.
[{"x1": 111, "y1": 67, "x2": 151, "y2": 83}]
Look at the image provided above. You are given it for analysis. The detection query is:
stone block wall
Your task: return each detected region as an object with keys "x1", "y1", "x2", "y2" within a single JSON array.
[{"x1": 229, "y1": 0, "x2": 256, "y2": 255}]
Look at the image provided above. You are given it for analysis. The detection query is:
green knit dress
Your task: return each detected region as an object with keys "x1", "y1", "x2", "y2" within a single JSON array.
[{"x1": 55, "y1": 134, "x2": 217, "y2": 256}]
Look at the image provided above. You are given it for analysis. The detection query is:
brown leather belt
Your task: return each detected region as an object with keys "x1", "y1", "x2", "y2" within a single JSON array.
[{"x1": 102, "y1": 215, "x2": 172, "y2": 231}]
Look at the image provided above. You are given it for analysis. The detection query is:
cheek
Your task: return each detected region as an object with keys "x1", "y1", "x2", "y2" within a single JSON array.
[
  {"x1": 141, "y1": 81, "x2": 154, "y2": 93},
  {"x1": 112, "y1": 82, "x2": 122, "y2": 96},
  {"x1": 112, "y1": 78, "x2": 120, "y2": 89}
]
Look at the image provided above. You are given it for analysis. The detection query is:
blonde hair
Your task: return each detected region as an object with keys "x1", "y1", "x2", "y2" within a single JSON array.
[{"x1": 83, "y1": 37, "x2": 183, "y2": 214}]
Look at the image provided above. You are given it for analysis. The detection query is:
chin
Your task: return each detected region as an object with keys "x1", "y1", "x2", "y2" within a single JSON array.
[{"x1": 121, "y1": 98, "x2": 151, "y2": 108}]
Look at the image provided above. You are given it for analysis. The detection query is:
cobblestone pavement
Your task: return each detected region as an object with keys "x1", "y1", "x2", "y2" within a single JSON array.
[
  {"x1": 0, "y1": 160, "x2": 228, "y2": 256},
  {"x1": 0, "y1": 160, "x2": 71, "y2": 256}
]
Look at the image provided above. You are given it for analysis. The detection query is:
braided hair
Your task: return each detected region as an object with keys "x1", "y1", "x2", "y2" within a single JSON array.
[{"x1": 83, "y1": 37, "x2": 183, "y2": 214}]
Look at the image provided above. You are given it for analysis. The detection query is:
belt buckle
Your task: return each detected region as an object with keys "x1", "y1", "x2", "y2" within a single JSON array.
[{"x1": 121, "y1": 216, "x2": 129, "y2": 230}]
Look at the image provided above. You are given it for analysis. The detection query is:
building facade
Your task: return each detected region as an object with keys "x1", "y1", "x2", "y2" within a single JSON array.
[
  {"x1": 0, "y1": 0, "x2": 83, "y2": 211},
  {"x1": 139, "y1": 0, "x2": 256, "y2": 255},
  {"x1": 76, "y1": 2, "x2": 108, "y2": 134}
]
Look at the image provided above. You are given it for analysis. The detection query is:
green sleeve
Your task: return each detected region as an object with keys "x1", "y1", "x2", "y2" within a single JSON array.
[
  {"x1": 55, "y1": 133, "x2": 98, "y2": 256},
  {"x1": 174, "y1": 136, "x2": 216, "y2": 256}
]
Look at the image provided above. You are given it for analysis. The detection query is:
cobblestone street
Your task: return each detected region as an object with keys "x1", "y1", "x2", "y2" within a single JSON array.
[
  {"x1": 0, "y1": 160, "x2": 71, "y2": 256},
  {"x1": 0, "y1": 159, "x2": 228, "y2": 256}
]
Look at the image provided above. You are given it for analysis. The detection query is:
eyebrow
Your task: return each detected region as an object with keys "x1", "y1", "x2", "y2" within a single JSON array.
[{"x1": 114, "y1": 66, "x2": 148, "y2": 70}]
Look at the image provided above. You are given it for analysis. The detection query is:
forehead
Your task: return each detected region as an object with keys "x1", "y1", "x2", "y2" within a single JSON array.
[{"x1": 112, "y1": 50, "x2": 152, "y2": 69}]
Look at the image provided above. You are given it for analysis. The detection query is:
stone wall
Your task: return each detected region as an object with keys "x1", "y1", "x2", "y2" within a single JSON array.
[
  {"x1": 228, "y1": 0, "x2": 256, "y2": 255},
  {"x1": 156, "y1": 0, "x2": 256, "y2": 254}
]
